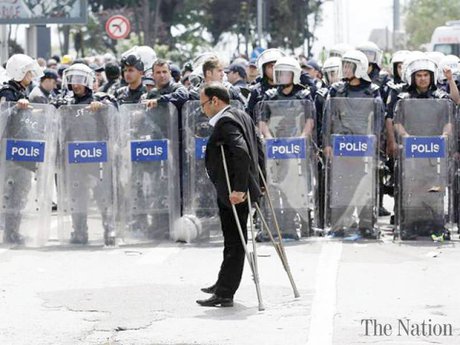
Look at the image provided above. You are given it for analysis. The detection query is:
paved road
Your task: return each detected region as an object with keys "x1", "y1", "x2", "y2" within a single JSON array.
[{"x1": 1, "y1": 218, "x2": 459, "y2": 345}]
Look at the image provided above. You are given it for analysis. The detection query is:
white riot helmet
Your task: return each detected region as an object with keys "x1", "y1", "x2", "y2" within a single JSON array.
[
  {"x1": 438, "y1": 54, "x2": 460, "y2": 82},
  {"x1": 329, "y1": 43, "x2": 353, "y2": 58},
  {"x1": 121, "y1": 46, "x2": 157, "y2": 72},
  {"x1": 188, "y1": 52, "x2": 219, "y2": 87},
  {"x1": 425, "y1": 51, "x2": 445, "y2": 66},
  {"x1": 192, "y1": 52, "x2": 219, "y2": 70},
  {"x1": 341, "y1": 50, "x2": 371, "y2": 82},
  {"x1": 322, "y1": 56, "x2": 342, "y2": 85},
  {"x1": 402, "y1": 52, "x2": 438, "y2": 87},
  {"x1": 256, "y1": 48, "x2": 286, "y2": 75},
  {"x1": 62, "y1": 63, "x2": 95, "y2": 90},
  {"x1": 391, "y1": 50, "x2": 410, "y2": 78},
  {"x1": 5, "y1": 54, "x2": 43, "y2": 82},
  {"x1": 356, "y1": 41, "x2": 383, "y2": 69},
  {"x1": 273, "y1": 56, "x2": 301, "y2": 86}
]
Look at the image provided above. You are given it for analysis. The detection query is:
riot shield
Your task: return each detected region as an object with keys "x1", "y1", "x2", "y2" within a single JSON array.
[
  {"x1": 394, "y1": 98, "x2": 456, "y2": 239},
  {"x1": 118, "y1": 103, "x2": 180, "y2": 243},
  {"x1": 178, "y1": 100, "x2": 244, "y2": 242},
  {"x1": 323, "y1": 97, "x2": 383, "y2": 238},
  {"x1": 256, "y1": 99, "x2": 318, "y2": 240},
  {"x1": 57, "y1": 104, "x2": 117, "y2": 245},
  {"x1": 0, "y1": 102, "x2": 57, "y2": 247}
]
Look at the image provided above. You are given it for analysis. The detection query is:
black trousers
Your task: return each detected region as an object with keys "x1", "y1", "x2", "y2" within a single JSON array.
[{"x1": 214, "y1": 198, "x2": 249, "y2": 298}]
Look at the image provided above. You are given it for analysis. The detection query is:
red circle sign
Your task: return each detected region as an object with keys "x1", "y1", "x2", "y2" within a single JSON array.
[{"x1": 105, "y1": 15, "x2": 131, "y2": 40}]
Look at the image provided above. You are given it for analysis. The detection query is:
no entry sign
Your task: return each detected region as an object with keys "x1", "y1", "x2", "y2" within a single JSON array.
[{"x1": 105, "y1": 15, "x2": 131, "y2": 40}]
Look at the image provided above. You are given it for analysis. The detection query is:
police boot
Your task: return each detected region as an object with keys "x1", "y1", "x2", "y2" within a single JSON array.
[
  {"x1": 104, "y1": 228, "x2": 116, "y2": 246},
  {"x1": 70, "y1": 230, "x2": 88, "y2": 245},
  {"x1": 102, "y1": 219, "x2": 116, "y2": 246},
  {"x1": 3, "y1": 229, "x2": 25, "y2": 245}
]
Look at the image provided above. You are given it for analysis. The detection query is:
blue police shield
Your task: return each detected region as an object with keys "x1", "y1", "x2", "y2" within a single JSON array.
[
  {"x1": 118, "y1": 103, "x2": 180, "y2": 243},
  {"x1": 57, "y1": 104, "x2": 117, "y2": 246},
  {"x1": 393, "y1": 98, "x2": 456, "y2": 240},
  {"x1": 0, "y1": 102, "x2": 57, "y2": 247},
  {"x1": 256, "y1": 99, "x2": 318, "y2": 240},
  {"x1": 323, "y1": 97, "x2": 383, "y2": 238}
]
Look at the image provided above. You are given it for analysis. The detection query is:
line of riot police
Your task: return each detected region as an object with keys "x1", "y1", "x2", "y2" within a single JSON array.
[{"x1": 0, "y1": 42, "x2": 459, "y2": 246}]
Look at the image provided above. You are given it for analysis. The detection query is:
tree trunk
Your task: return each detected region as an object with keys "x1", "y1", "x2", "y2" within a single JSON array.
[
  {"x1": 134, "y1": 9, "x2": 142, "y2": 45},
  {"x1": 152, "y1": 0, "x2": 162, "y2": 47},
  {"x1": 63, "y1": 25, "x2": 70, "y2": 55}
]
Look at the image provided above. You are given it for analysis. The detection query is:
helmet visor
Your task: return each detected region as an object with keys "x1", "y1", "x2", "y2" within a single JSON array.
[
  {"x1": 360, "y1": 50, "x2": 376, "y2": 64},
  {"x1": 274, "y1": 70, "x2": 293, "y2": 85},
  {"x1": 342, "y1": 61, "x2": 357, "y2": 79},
  {"x1": 24, "y1": 61, "x2": 44, "y2": 79},
  {"x1": 325, "y1": 69, "x2": 340, "y2": 84},
  {"x1": 63, "y1": 69, "x2": 94, "y2": 89}
]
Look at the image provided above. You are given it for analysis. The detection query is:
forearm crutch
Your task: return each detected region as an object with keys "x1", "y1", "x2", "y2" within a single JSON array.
[
  {"x1": 256, "y1": 165, "x2": 300, "y2": 298},
  {"x1": 220, "y1": 146, "x2": 264, "y2": 311}
]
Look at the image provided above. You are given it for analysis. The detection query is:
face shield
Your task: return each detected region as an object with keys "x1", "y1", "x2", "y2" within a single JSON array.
[
  {"x1": 274, "y1": 70, "x2": 294, "y2": 85},
  {"x1": 24, "y1": 61, "x2": 44, "y2": 79},
  {"x1": 63, "y1": 70, "x2": 94, "y2": 90},
  {"x1": 360, "y1": 50, "x2": 377, "y2": 65},
  {"x1": 325, "y1": 69, "x2": 340, "y2": 84},
  {"x1": 342, "y1": 61, "x2": 357, "y2": 80}
]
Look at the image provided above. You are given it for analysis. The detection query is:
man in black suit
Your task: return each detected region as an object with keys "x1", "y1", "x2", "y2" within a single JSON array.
[{"x1": 197, "y1": 82, "x2": 264, "y2": 307}]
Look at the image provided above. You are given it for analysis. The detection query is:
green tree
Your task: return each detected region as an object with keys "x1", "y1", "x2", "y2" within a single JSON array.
[
  {"x1": 267, "y1": 0, "x2": 322, "y2": 55},
  {"x1": 405, "y1": 0, "x2": 460, "y2": 49}
]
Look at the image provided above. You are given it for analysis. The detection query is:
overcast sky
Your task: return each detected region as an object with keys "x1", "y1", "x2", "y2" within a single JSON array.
[{"x1": 312, "y1": 0, "x2": 400, "y2": 55}]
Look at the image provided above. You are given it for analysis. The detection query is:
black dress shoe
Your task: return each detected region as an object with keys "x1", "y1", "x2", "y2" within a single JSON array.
[
  {"x1": 200, "y1": 284, "x2": 217, "y2": 294},
  {"x1": 196, "y1": 294, "x2": 233, "y2": 307}
]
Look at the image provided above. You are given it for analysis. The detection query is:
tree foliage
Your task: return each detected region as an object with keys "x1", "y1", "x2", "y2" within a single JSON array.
[
  {"x1": 405, "y1": 0, "x2": 460, "y2": 49},
  {"x1": 77, "y1": 0, "x2": 323, "y2": 61}
]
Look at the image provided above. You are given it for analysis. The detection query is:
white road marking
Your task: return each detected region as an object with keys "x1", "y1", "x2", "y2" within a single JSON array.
[{"x1": 306, "y1": 241, "x2": 343, "y2": 345}]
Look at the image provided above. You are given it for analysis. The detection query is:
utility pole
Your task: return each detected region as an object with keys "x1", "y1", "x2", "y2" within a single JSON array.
[
  {"x1": 334, "y1": 0, "x2": 344, "y2": 44},
  {"x1": 393, "y1": 0, "x2": 400, "y2": 50},
  {"x1": 257, "y1": 0, "x2": 263, "y2": 47}
]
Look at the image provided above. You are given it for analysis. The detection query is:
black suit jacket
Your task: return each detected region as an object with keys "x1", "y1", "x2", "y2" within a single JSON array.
[{"x1": 205, "y1": 106, "x2": 265, "y2": 207}]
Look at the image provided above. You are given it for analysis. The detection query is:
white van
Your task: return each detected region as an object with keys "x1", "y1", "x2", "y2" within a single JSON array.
[{"x1": 430, "y1": 20, "x2": 460, "y2": 55}]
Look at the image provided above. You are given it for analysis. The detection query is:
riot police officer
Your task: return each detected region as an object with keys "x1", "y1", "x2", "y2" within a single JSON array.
[
  {"x1": 438, "y1": 55, "x2": 460, "y2": 104},
  {"x1": 246, "y1": 48, "x2": 286, "y2": 122},
  {"x1": 356, "y1": 41, "x2": 391, "y2": 103},
  {"x1": 143, "y1": 59, "x2": 189, "y2": 111},
  {"x1": 57, "y1": 63, "x2": 116, "y2": 245},
  {"x1": 259, "y1": 56, "x2": 314, "y2": 139},
  {"x1": 391, "y1": 53, "x2": 454, "y2": 240},
  {"x1": 323, "y1": 50, "x2": 384, "y2": 239},
  {"x1": 256, "y1": 56, "x2": 316, "y2": 240},
  {"x1": 29, "y1": 69, "x2": 59, "y2": 104},
  {"x1": 0, "y1": 54, "x2": 43, "y2": 244},
  {"x1": 98, "y1": 62, "x2": 121, "y2": 95},
  {"x1": 114, "y1": 54, "x2": 147, "y2": 105}
]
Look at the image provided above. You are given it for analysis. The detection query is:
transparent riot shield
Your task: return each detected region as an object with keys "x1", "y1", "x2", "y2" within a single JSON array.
[
  {"x1": 256, "y1": 99, "x2": 318, "y2": 240},
  {"x1": 323, "y1": 97, "x2": 383, "y2": 238},
  {"x1": 57, "y1": 104, "x2": 117, "y2": 246},
  {"x1": 118, "y1": 103, "x2": 180, "y2": 243},
  {"x1": 0, "y1": 102, "x2": 57, "y2": 247},
  {"x1": 394, "y1": 98, "x2": 456, "y2": 240},
  {"x1": 179, "y1": 100, "x2": 244, "y2": 242}
]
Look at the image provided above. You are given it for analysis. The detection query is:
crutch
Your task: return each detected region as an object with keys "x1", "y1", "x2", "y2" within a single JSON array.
[
  {"x1": 220, "y1": 146, "x2": 264, "y2": 311},
  {"x1": 256, "y1": 164, "x2": 300, "y2": 298}
]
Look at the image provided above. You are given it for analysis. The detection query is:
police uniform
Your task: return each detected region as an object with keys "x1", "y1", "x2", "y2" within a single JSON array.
[{"x1": 0, "y1": 81, "x2": 33, "y2": 243}]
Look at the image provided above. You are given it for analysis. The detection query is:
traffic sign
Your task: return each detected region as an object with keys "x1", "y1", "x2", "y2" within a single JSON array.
[{"x1": 105, "y1": 15, "x2": 131, "y2": 40}]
